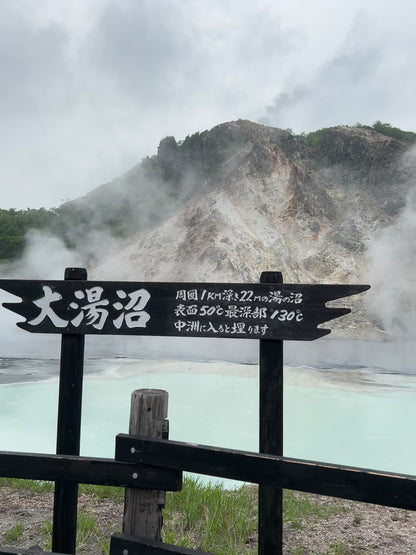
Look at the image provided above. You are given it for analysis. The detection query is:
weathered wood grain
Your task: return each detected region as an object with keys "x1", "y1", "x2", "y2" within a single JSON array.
[
  {"x1": 110, "y1": 533, "x2": 212, "y2": 554},
  {"x1": 52, "y1": 267, "x2": 87, "y2": 555},
  {"x1": 116, "y1": 435, "x2": 416, "y2": 511},
  {"x1": 0, "y1": 451, "x2": 181, "y2": 490},
  {"x1": 259, "y1": 271, "x2": 283, "y2": 554},
  {"x1": 123, "y1": 390, "x2": 169, "y2": 540}
]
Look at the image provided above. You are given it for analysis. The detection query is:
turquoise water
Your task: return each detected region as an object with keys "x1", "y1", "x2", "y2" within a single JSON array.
[
  {"x1": 286, "y1": 382, "x2": 416, "y2": 474},
  {"x1": 1, "y1": 359, "x2": 416, "y2": 482}
]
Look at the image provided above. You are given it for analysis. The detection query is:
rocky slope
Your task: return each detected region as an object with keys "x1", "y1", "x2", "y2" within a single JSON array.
[
  {"x1": 86, "y1": 121, "x2": 416, "y2": 335},
  {"x1": 86, "y1": 121, "x2": 415, "y2": 334}
]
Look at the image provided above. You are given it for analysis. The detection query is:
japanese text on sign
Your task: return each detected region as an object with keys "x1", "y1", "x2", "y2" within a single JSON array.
[
  {"x1": 175, "y1": 288, "x2": 303, "y2": 304},
  {"x1": 28, "y1": 285, "x2": 151, "y2": 331},
  {"x1": 173, "y1": 287, "x2": 304, "y2": 338}
]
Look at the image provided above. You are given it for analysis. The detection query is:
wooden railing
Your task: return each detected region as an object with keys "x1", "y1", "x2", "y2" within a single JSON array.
[{"x1": 1, "y1": 389, "x2": 416, "y2": 555}]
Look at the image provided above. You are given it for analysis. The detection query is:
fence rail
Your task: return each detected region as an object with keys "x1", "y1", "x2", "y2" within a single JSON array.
[
  {"x1": 116, "y1": 435, "x2": 416, "y2": 511},
  {"x1": 110, "y1": 534, "x2": 212, "y2": 554},
  {"x1": 0, "y1": 450, "x2": 181, "y2": 490}
]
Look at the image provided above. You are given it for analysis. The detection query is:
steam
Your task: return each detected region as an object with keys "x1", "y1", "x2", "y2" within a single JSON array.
[
  {"x1": 364, "y1": 188, "x2": 416, "y2": 338},
  {"x1": 0, "y1": 225, "x2": 257, "y2": 362},
  {"x1": 0, "y1": 230, "x2": 82, "y2": 356},
  {"x1": 0, "y1": 229, "x2": 81, "y2": 280},
  {"x1": 0, "y1": 227, "x2": 132, "y2": 358}
]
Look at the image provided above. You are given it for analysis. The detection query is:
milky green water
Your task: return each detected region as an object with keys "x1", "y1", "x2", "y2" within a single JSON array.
[{"x1": 1, "y1": 360, "x2": 415, "y2": 482}]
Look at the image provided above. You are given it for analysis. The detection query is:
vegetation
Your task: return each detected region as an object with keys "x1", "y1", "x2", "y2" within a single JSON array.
[
  {"x1": 356, "y1": 120, "x2": 416, "y2": 144},
  {"x1": 295, "y1": 121, "x2": 416, "y2": 148},
  {"x1": 0, "y1": 207, "x2": 56, "y2": 262},
  {"x1": 0, "y1": 476, "x2": 355, "y2": 554},
  {"x1": 283, "y1": 489, "x2": 343, "y2": 530},
  {"x1": 162, "y1": 477, "x2": 258, "y2": 553},
  {"x1": 295, "y1": 128, "x2": 327, "y2": 148},
  {"x1": 3, "y1": 522, "x2": 24, "y2": 543}
]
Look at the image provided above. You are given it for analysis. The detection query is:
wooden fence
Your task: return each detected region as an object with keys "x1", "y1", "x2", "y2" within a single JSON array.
[
  {"x1": 2, "y1": 267, "x2": 406, "y2": 554},
  {"x1": 1, "y1": 388, "x2": 416, "y2": 554}
]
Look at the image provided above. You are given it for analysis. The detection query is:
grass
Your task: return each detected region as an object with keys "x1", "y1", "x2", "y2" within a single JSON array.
[
  {"x1": 326, "y1": 539, "x2": 354, "y2": 554},
  {"x1": 0, "y1": 477, "x2": 54, "y2": 493},
  {"x1": 39, "y1": 509, "x2": 103, "y2": 552},
  {"x1": 79, "y1": 483, "x2": 124, "y2": 501},
  {"x1": 3, "y1": 522, "x2": 24, "y2": 543},
  {"x1": 0, "y1": 477, "x2": 123, "y2": 499},
  {"x1": 353, "y1": 512, "x2": 363, "y2": 525},
  {"x1": 0, "y1": 476, "x2": 351, "y2": 554},
  {"x1": 283, "y1": 490, "x2": 345, "y2": 530},
  {"x1": 163, "y1": 477, "x2": 258, "y2": 554}
]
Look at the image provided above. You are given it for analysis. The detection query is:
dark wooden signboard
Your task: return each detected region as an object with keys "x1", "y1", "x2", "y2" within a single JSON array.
[{"x1": 0, "y1": 279, "x2": 369, "y2": 341}]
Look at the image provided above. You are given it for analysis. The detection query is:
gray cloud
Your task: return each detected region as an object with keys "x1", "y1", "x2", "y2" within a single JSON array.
[
  {"x1": 0, "y1": 12, "x2": 69, "y2": 114},
  {"x1": 260, "y1": 85, "x2": 310, "y2": 130},
  {"x1": 1, "y1": 1, "x2": 416, "y2": 208},
  {"x1": 259, "y1": 6, "x2": 416, "y2": 132},
  {"x1": 87, "y1": 1, "x2": 194, "y2": 104},
  {"x1": 260, "y1": 48, "x2": 384, "y2": 130},
  {"x1": 86, "y1": 0, "x2": 295, "y2": 111}
]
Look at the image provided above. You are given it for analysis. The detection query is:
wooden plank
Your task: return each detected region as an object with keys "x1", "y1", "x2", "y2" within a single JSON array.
[
  {"x1": 52, "y1": 267, "x2": 86, "y2": 555},
  {"x1": 116, "y1": 435, "x2": 416, "y2": 511},
  {"x1": 110, "y1": 534, "x2": 213, "y2": 554},
  {"x1": 0, "y1": 279, "x2": 369, "y2": 341},
  {"x1": 258, "y1": 271, "x2": 283, "y2": 554},
  {"x1": 123, "y1": 390, "x2": 169, "y2": 540},
  {"x1": 0, "y1": 451, "x2": 182, "y2": 490}
]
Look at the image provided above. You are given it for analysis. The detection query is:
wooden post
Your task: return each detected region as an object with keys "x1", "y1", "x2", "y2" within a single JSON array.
[
  {"x1": 52, "y1": 267, "x2": 87, "y2": 555},
  {"x1": 123, "y1": 389, "x2": 169, "y2": 540},
  {"x1": 258, "y1": 271, "x2": 284, "y2": 555}
]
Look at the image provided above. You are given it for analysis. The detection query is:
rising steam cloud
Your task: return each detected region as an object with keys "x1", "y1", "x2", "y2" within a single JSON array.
[
  {"x1": 0, "y1": 230, "x2": 81, "y2": 280},
  {"x1": 364, "y1": 185, "x2": 416, "y2": 339},
  {"x1": 0, "y1": 230, "x2": 83, "y2": 356}
]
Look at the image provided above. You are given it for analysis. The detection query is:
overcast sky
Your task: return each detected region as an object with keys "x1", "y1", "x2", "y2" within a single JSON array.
[{"x1": 2, "y1": 0, "x2": 416, "y2": 209}]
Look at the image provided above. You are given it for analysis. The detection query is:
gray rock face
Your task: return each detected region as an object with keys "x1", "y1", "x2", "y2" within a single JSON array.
[{"x1": 89, "y1": 120, "x2": 416, "y2": 336}]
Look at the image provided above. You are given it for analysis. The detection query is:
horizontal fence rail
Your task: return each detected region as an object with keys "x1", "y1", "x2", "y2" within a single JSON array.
[
  {"x1": 110, "y1": 534, "x2": 212, "y2": 555},
  {"x1": 0, "y1": 450, "x2": 182, "y2": 491},
  {"x1": 116, "y1": 435, "x2": 416, "y2": 511}
]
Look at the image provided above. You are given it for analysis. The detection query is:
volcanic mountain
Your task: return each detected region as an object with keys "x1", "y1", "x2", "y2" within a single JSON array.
[{"x1": 65, "y1": 120, "x2": 415, "y2": 335}]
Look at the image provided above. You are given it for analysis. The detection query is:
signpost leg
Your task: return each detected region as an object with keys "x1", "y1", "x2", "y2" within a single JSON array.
[
  {"x1": 259, "y1": 271, "x2": 284, "y2": 555},
  {"x1": 52, "y1": 267, "x2": 87, "y2": 554}
]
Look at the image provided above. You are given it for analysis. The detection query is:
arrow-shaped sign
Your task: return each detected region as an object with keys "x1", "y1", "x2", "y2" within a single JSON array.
[{"x1": 0, "y1": 279, "x2": 369, "y2": 341}]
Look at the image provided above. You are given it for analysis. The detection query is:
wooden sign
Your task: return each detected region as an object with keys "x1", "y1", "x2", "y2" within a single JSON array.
[{"x1": 0, "y1": 279, "x2": 369, "y2": 341}]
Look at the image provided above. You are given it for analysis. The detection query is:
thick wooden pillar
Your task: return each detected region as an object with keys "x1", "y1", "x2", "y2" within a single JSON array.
[
  {"x1": 258, "y1": 271, "x2": 284, "y2": 555},
  {"x1": 123, "y1": 389, "x2": 169, "y2": 540},
  {"x1": 52, "y1": 267, "x2": 87, "y2": 554}
]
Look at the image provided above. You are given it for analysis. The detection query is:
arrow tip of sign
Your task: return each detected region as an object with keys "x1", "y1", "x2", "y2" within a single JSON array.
[
  {"x1": 315, "y1": 328, "x2": 332, "y2": 338},
  {"x1": 3, "y1": 301, "x2": 29, "y2": 317},
  {"x1": 323, "y1": 307, "x2": 352, "y2": 320},
  {"x1": 357, "y1": 284, "x2": 371, "y2": 293}
]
